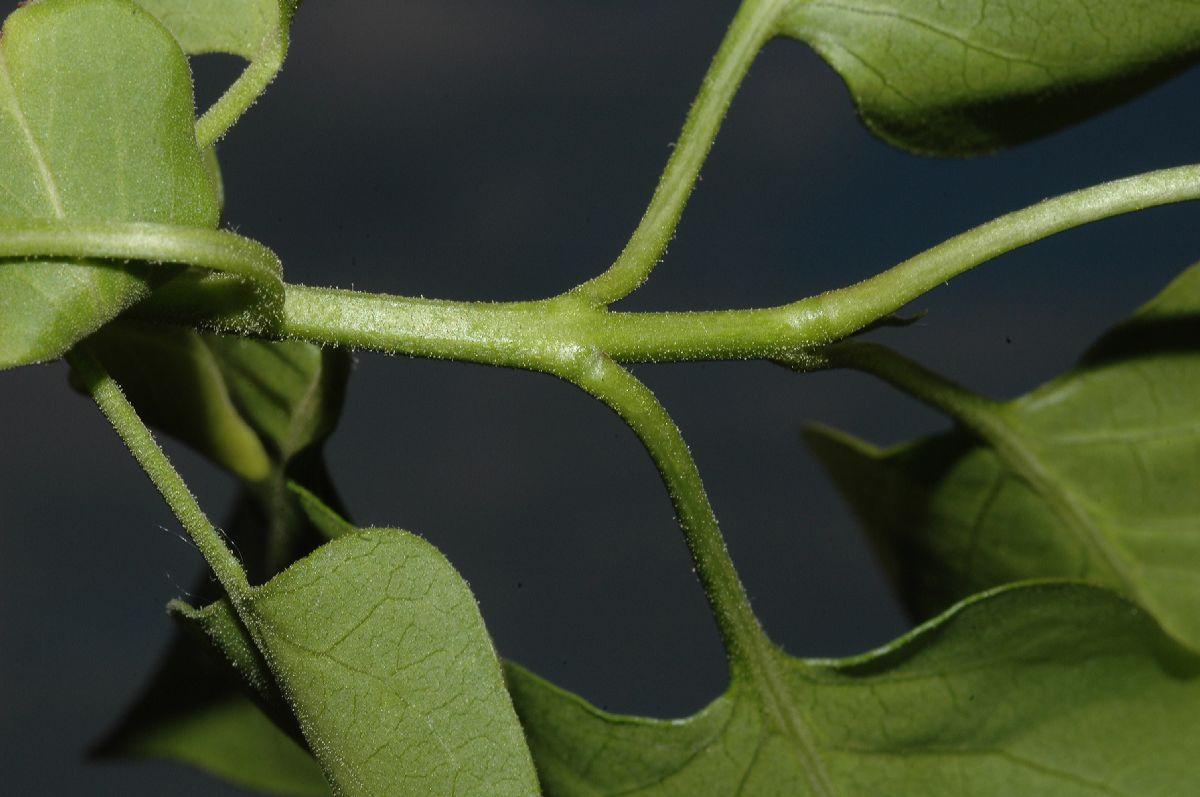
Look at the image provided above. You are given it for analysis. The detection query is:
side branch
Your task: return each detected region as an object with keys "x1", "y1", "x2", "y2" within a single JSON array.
[
  {"x1": 570, "y1": 0, "x2": 785, "y2": 305},
  {"x1": 795, "y1": 164, "x2": 1200, "y2": 340},
  {"x1": 558, "y1": 350, "x2": 770, "y2": 679}
]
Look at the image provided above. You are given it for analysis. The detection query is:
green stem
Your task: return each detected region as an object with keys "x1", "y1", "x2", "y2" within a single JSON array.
[
  {"x1": 571, "y1": 0, "x2": 784, "y2": 305},
  {"x1": 19, "y1": 163, "x2": 1200, "y2": 369},
  {"x1": 194, "y1": 21, "x2": 291, "y2": 149},
  {"x1": 272, "y1": 164, "x2": 1200, "y2": 363},
  {"x1": 563, "y1": 353, "x2": 837, "y2": 797},
  {"x1": 816, "y1": 340, "x2": 1003, "y2": 425},
  {"x1": 795, "y1": 164, "x2": 1200, "y2": 341},
  {"x1": 65, "y1": 345, "x2": 252, "y2": 602},
  {"x1": 0, "y1": 219, "x2": 283, "y2": 327},
  {"x1": 558, "y1": 350, "x2": 768, "y2": 678}
]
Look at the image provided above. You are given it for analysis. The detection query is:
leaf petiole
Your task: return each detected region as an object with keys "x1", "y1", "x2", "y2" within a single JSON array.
[
  {"x1": 65, "y1": 344, "x2": 252, "y2": 604},
  {"x1": 570, "y1": 0, "x2": 788, "y2": 306},
  {"x1": 558, "y1": 350, "x2": 770, "y2": 679}
]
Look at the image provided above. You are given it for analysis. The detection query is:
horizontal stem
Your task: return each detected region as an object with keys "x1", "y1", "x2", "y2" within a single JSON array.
[
  {"x1": 265, "y1": 164, "x2": 1200, "y2": 366},
  {"x1": 0, "y1": 219, "x2": 283, "y2": 328},
  {"x1": 276, "y1": 285, "x2": 812, "y2": 365}
]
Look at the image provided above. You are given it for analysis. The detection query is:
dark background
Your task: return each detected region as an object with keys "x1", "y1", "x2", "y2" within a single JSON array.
[{"x1": 3, "y1": 1, "x2": 1200, "y2": 793}]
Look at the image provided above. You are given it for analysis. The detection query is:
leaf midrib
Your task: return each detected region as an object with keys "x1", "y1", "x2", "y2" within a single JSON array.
[
  {"x1": 741, "y1": 641, "x2": 838, "y2": 797},
  {"x1": 0, "y1": 45, "x2": 65, "y2": 218},
  {"x1": 967, "y1": 406, "x2": 1143, "y2": 604}
]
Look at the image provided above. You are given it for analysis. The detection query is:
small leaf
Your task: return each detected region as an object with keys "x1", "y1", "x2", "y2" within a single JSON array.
[
  {"x1": 85, "y1": 322, "x2": 350, "y2": 481},
  {"x1": 806, "y1": 261, "x2": 1200, "y2": 646},
  {"x1": 289, "y1": 481, "x2": 356, "y2": 541},
  {"x1": 186, "y1": 525, "x2": 541, "y2": 796},
  {"x1": 94, "y1": 625, "x2": 327, "y2": 797},
  {"x1": 202, "y1": 333, "x2": 351, "y2": 463},
  {"x1": 777, "y1": 0, "x2": 1200, "y2": 154},
  {"x1": 134, "y1": 0, "x2": 300, "y2": 144},
  {"x1": 97, "y1": 492, "x2": 326, "y2": 795},
  {"x1": 508, "y1": 583, "x2": 1200, "y2": 795},
  {"x1": 0, "y1": 0, "x2": 219, "y2": 369},
  {"x1": 83, "y1": 323, "x2": 271, "y2": 480}
]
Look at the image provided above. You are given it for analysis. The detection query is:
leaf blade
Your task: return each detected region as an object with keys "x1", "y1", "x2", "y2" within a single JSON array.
[
  {"x1": 0, "y1": 0, "x2": 219, "y2": 369},
  {"x1": 777, "y1": 0, "x2": 1200, "y2": 154},
  {"x1": 509, "y1": 583, "x2": 1200, "y2": 796},
  {"x1": 243, "y1": 529, "x2": 542, "y2": 797}
]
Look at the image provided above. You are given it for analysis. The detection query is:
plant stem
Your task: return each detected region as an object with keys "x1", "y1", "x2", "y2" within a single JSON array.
[
  {"x1": 797, "y1": 164, "x2": 1200, "y2": 341},
  {"x1": 194, "y1": 15, "x2": 292, "y2": 149},
  {"x1": 560, "y1": 351, "x2": 769, "y2": 678},
  {"x1": 64, "y1": 345, "x2": 252, "y2": 603},
  {"x1": 571, "y1": 0, "x2": 785, "y2": 305},
  {"x1": 0, "y1": 219, "x2": 283, "y2": 326},
  {"x1": 814, "y1": 340, "x2": 1004, "y2": 425},
  {"x1": 19, "y1": 164, "x2": 1200, "y2": 369}
]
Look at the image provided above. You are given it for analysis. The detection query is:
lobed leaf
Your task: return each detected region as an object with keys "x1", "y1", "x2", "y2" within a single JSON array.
[
  {"x1": 508, "y1": 582, "x2": 1200, "y2": 796},
  {"x1": 0, "y1": 0, "x2": 219, "y2": 370},
  {"x1": 806, "y1": 261, "x2": 1200, "y2": 647},
  {"x1": 777, "y1": 0, "x2": 1200, "y2": 154}
]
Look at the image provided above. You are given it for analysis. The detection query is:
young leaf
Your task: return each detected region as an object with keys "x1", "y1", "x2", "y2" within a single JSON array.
[
  {"x1": 178, "y1": 525, "x2": 541, "y2": 796},
  {"x1": 84, "y1": 322, "x2": 350, "y2": 481},
  {"x1": 119, "y1": 697, "x2": 329, "y2": 797},
  {"x1": 0, "y1": 0, "x2": 219, "y2": 370},
  {"x1": 776, "y1": 0, "x2": 1200, "y2": 154},
  {"x1": 508, "y1": 582, "x2": 1200, "y2": 796},
  {"x1": 96, "y1": 492, "x2": 327, "y2": 795},
  {"x1": 289, "y1": 481, "x2": 356, "y2": 541},
  {"x1": 94, "y1": 626, "x2": 328, "y2": 797},
  {"x1": 133, "y1": 0, "x2": 300, "y2": 145},
  {"x1": 805, "y1": 262, "x2": 1200, "y2": 647}
]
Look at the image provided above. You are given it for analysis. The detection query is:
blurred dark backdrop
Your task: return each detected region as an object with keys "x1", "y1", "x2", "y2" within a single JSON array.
[{"x1": 3, "y1": 1, "x2": 1200, "y2": 793}]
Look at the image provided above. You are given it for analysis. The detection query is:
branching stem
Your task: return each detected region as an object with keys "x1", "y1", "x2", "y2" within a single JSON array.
[{"x1": 264, "y1": 163, "x2": 1200, "y2": 365}]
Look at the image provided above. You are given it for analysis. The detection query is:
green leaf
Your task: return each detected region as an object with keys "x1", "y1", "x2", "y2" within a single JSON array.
[
  {"x1": 84, "y1": 322, "x2": 350, "y2": 481},
  {"x1": 289, "y1": 481, "x2": 356, "y2": 541},
  {"x1": 184, "y1": 525, "x2": 541, "y2": 796},
  {"x1": 805, "y1": 262, "x2": 1200, "y2": 647},
  {"x1": 94, "y1": 610, "x2": 328, "y2": 797},
  {"x1": 118, "y1": 698, "x2": 329, "y2": 797},
  {"x1": 777, "y1": 0, "x2": 1200, "y2": 154},
  {"x1": 133, "y1": 0, "x2": 300, "y2": 146},
  {"x1": 508, "y1": 582, "x2": 1200, "y2": 796},
  {"x1": 97, "y1": 492, "x2": 328, "y2": 795},
  {"x1": 202, "y1": 332, "x2": 351, "y2": 463},
  {"x1": 0, "y1": 0, "x2": 219, "y2": 370}
]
